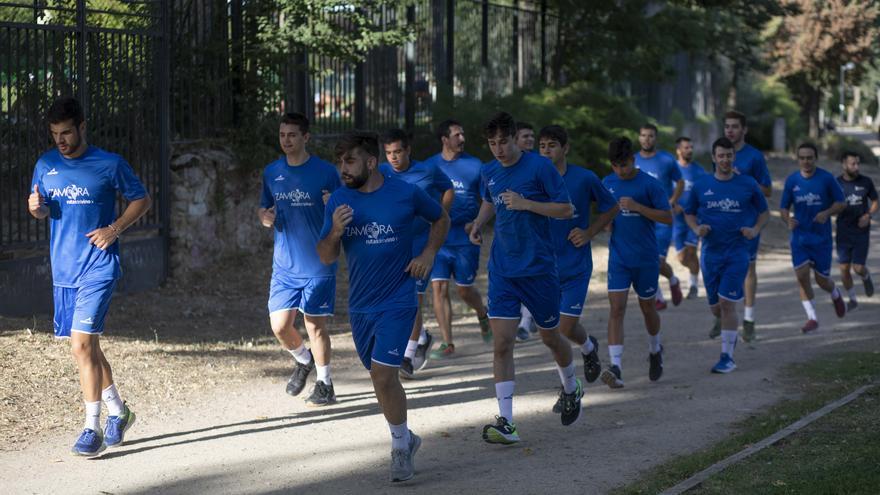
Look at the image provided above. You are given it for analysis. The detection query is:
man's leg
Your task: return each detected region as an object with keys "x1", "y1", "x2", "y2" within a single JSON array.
[
  {"x1": 70, "y1": 332, "x2": 105, "y2": 455},
  {"x1": 431, "y1": 280, "x2": 453, "y2": 345},
  {"x1": 482, "y1": 317, "x2": 521, "y2": 444},
  {"x1": 371, "y1": 363, "x2": 420, "y2": 482},
  {"x1": 602, "y1": 290, "x2": 628, "y2": 388},
  {"x1": 679, "y1": 246, "x2": 700, "y2": 298},
  {"x1": 270, "y1": 310, "x2": 314, "y2": 396},
  {"x1": 794, "y1": 263, "x2": 820, "y2": 333},
  {"x1": 303, "y1": 315, "x2": 336, "y2": 406},
  {"x1": 744, "y1": 260, "x2": 757, "y2": 325},
  {"x1": 712, "y1": 298, "x2": 740, "y2": 373},
  {"x1": 637, "y1": 295, "x2": 664, "y2": 381}
]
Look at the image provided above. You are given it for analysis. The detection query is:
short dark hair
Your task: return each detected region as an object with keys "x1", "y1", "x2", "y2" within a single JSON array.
[
  {"x1": 46, "y1": 97, "x2": 84, "y2": 126},
  {"x1": 436, "y1": 119, "x2": 462, "y2": 142},
  {"x1": 797, "y1": 142, "x2": 819, "y2": 158},
  {"x1": 335, "y1": 131, "x2": 380, "y2": 161},
  {"x1": 841, "y1": 150, "x2": 861, "y2": 162},
  {"x1": 538, "y1": 125, "x2": 568, "y2": 147},
  {"x1": 515, "y1": 121, "x2": 533, "y2": 132},
  {"x1": 711, "y1": 137, "x2": 734, "y2": 156},
  {"x1": 380, "y1": 128, "x2": 411, "y2": 149},
  {"x1": 724, "y1": 110, "x2": 746, "y2": 127},
  {"x1": 484, "y1": 112, "x2": 517, "y2": 139},
  {"x1": 280, "y1": 112, "x2": 309, "y2": 133},
  {"x1": 639, "y1": 123, "x2": 658, "y2": 134},
  {"x1": 608, "y1": 137, "x2": 634, "y2": 166},
  {"x1": 675, "y1": 136, "x2": 692, "y2": 147}
]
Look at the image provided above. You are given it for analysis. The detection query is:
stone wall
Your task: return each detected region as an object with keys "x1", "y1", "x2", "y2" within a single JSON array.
[{"x1": 169, "y1": 144, "x2": 271, "y2": 276}]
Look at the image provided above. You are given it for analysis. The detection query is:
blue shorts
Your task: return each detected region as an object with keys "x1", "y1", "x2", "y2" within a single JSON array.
[
  {"x1": 701, "y1": 250, "x2": 749, "y2": 306},
  {"x1": 747, "y1": 235, "x2": 760, "y2": 262},
  {"x1": 560, "y1": 270, "x2": 591, "y2": 317},
  {"x1": 350, "y1": 307, "x2": 418, "y2": 369},
  {"x1": 53, "y1": 279, "x2": 117, "y2": 338},
  {"x1": 413, "y1": 235, "x2": 430, "y2": 294},
  {"x1": 673, "y1": 214, "x2": 698, "y2": 252},
  {"x1": 430, "y1": 244, "x2": 480, "y2": 286},
  {"x1": 836, "y1": 231, "x2": 869, "y2": 265},
  {"x1": 607, "y1": 258, "x2": 659, "y2": 299},
  {"x1": 791, "y1": 240, "x2": 833, "y2": 278},
  {"x1": 656, "y1": 223, "x2": 673, "y2": 258},
  {"x1": 488, "y1": 271, "x2": 560, "y2": 329},
  {"x1": 268, "y1": 274, "x2": 335, "y2": 316}
]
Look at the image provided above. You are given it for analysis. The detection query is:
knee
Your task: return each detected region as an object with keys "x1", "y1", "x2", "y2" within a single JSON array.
[
  {"x1": 494, "y1": 335, "x2": 515, "y2": 357},
  {"x1": 539, "y1": 328, "x2": 560, "y2": 346},
  {"x1": 852, "y1": 264, "x2": 865, "y2": 274},
  {"x1": 71, "y1": 340, "x2": 97, "y2": 361},
  {"x1": 370, "y1": 366, "x2": 397, "y2": 389},
  {"x1": 609, "y1": 304, "x2": 626, "y2": 320},
  {"x1": 455, "y1": 285, "x2": 471, "y2": 299}
]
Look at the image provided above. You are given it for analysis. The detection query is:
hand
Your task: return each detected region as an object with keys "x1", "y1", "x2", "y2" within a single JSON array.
[
  {"x1": 28, "y1": 184, "x2": 45, "y2": 214},
  {"x1": 469, "y1": 223, "x2": 483, "y2": 245},
  {"x1": 500, "y1": 190, "x2": 529, "y2": 211},
  {"x1": 695, "y1": 224, "x2": 711, "y2": 237},
  {"x1": 786, "y1": 216, "x2": 798, "y2": 230},
  {"x1": 618, "y1": 197, "x2": 642, "y2": 213},
  {"x1": 740, "y1": 226, "x2": 759, "y2": 240},
  {"x1": 567, "y1": 227, "x2": 591, "y2": 248},
  {"x1": 85, "y1": 225, "x2": 119, "y2": 251},
  {"x1": 259, "y1": 206, "x2": 276, "y2": 227},
  {"x1": 406, "y1": 252, "x2": 435, "y2": 280},
  {"x1": 463, "y1": 222, "x2": 474, "y2": 235},
  {"x1": 672, "y1": 203, "x2": 684, "y2": 214},
  {"x1": 322, "y1": 189, "x2": 331, "y2": 205},
  {"x1": 813, "y1": 211, "x2": 829, "y2": 224},
  {"x1": 858, "y1": 214, "x2": 871, "y2": 229},
  {"x1": 331, "y1": 204, "x2": 353, "y2": 235}
]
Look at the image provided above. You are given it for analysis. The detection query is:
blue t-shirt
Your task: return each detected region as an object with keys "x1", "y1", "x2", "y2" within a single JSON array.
[
  {"x1": 379, "y1": 160, "x2": 452, "y2": 239},
  {"x1": 424, "y1": 152, "x2": 483, "y2": 246},
  {"x1": 780, "y1": 168, "x2": 845, "y2": 246},
  {"x1": 677, "y1": 162, "x2": 708, "y2": 210},
  {"x1": 634, "y1": 150, "x2": 681, "y2": 198},
  {"x1": 550, "y1": 165, "x2": 616, "y2": 278},
  {"x1": 836, "y1": 174, "x2": 878, "y2": 236},
  {"x1": 260, "y1": 156, "x2": 341, "y2": 279},
  {"x1": 320, "y1": 176, "x2": 443, "y2": 313},
  {"x1": 733, "y1": 144, "x2": 772, "y2": 189},
  {"x1": 685, "y1": 174, "x2": 768, "y2": 255},
  {"x1": 31, "y1": 146, "x2": 147, "y2": 287},
  {"x1": 481, "y1": 151, "x2": 571, "y2": 277},
  {"x1": 603, "y1": 170, "x2": 669, "y2": 267}
]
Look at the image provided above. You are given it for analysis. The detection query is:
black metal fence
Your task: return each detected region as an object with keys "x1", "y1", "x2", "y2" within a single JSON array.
[
  {"x1": 171, "y1": 0, "x2": 558, "y2": 140},
  {"x1": 0, "y1": 0, "x2": 170, "y2": 255}
]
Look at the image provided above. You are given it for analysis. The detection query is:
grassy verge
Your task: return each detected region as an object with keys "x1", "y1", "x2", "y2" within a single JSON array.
[{"x1": 613, "y1": 351, "x2": 880, "y2": 495}]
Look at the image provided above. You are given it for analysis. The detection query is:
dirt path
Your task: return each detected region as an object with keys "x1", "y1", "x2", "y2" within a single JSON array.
[{"x1": 3, "y1": 155, "x2": 880, "y2": 494}]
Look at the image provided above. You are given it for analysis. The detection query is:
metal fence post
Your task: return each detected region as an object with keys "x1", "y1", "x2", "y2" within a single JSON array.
[
  {"x1": 446, "y1": 0, "x2": 454, "y2": 88},
  {"x1": 540, "y1": 0, "x2": 547, "y2": 84},
  {"x1": 75, "y1": 0, "x2": 87, "y2": 114},
  {"x1": 159, "y1": 0, "x2": 171, "y2": 282},
  {"x1": 355, "y1": 61, "x2": 365, "y2": 128},
  {"x1": 230, "y1": 0, "x2": 243, "y2": 126},
  {"x1": 295, "y1": 50, "x2": 309, "y2": 117},
  {"x1": 404, "y1": 4, "x2": 416, "y2": 131},
  {"x1": 481, "y1": 0, "x2": 488, "y2": 68},
  {"x1": 512, "y1": 8, "x2": 519, "y2": 89}
]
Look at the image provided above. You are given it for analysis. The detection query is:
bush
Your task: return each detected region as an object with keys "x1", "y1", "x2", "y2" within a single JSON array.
[{"x1": 734, "y1": 75, "x2": 806, "y2": 152}]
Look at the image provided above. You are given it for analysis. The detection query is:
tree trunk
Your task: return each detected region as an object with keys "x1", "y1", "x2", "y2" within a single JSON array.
[
  {"x1": 726, "y1": 62, "x2": 739, "y2": 110},
  {"x1": 807, "y1": 85, "x2": 820, "y2": 139}
]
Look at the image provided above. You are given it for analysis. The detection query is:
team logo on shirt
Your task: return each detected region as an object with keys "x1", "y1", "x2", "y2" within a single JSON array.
[
  {"x1": 274, "y1": 174, "x2": 285, "y2": 181},
  {"x1": 793, "y1": 185, "x2": 801, "y2": 192},
  {"x1": 794, "y1": 192, "x2": 821, "y2": 206},
  {"x1": 855, "y1": 186, "x2": 864, "y2": 191},
  {"x1": 47, "y1": 168, "x2": 59, "y2": 176},
  {"x1": 706, "y1": 198, "x2": 742, "y2": 213},
  {"x1": 346, "y1": 222, "x2": 398, "y2": 245},
  {"x1": 487, "y1": 179, "x2": 496, "y2": 186},
  {"x1": 275, "y1": 189, "x2": 314, "y2": 206},
  {"x1": 49, "y1": 184, "x2": 93, "y2": 205},
  {"x1": 451, "y1": 179, "x2": 465, "y2": 190},
  {"x1": 846, "y1": 193, "x2": 863, "y2": 206},
  {"x1": 684, "y1": 180, "x2": 694, "y2": 192},
  {"x1": 704, "y1": 189, "x2": 715, "y2": 196}
]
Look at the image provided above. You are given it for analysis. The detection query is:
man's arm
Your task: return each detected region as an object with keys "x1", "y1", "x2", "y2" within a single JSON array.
[
  {"x1": 742, "y1": 210, "x2": 769, "y2": 240},
  {"x1": 684, "y1": 213, "x2": 709, "y2": 237},
  {"x1": 500, "y1": 190, "x2": 572, "y2": 218},
  {"x1": 779, "y1": 207, "x2": 796, "y2": 230},
  {"x1": 568, "y1": 205, "x2": 619, "y2": 248},
  {"x1": 86, "y1": 195, "x2": 152, "y2": 250},
  {"x1": 316, "y1": 204, "x2": 352, "y2": 265},
  {"x1": 469, "y1": 201, "x2": 496, "y2": 245},
  {"x1": 407, "y1": 210, "x2": 450, "y2": 279},
  {"x1": 620, "y1": 197, "x2": 672, "y2": 225},
  {"x1": 28, "y1": 185, "x2": 49, "y2": 219},
  {"x1": 669, "y1": 178, "x2": 684, "y2": 208},
  {"x1": 257, "y1": 207, "x2": 276, "y2": 227},
  {"x1": 441, "y1": 188, "x2": 454, "y2": 211}
]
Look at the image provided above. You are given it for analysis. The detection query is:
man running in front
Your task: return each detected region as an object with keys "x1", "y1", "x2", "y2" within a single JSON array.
[{"x1": 835, "y1": 151, "x2": 878, "y2": 311}]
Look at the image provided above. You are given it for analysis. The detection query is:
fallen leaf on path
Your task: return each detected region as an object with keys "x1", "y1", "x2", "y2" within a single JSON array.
[
  {"x1": 523, "y1": 447, "x2": 534, "y2": 456},
  {"x1": 439, "y1": 431, "x2": 450, "y2": 437}
]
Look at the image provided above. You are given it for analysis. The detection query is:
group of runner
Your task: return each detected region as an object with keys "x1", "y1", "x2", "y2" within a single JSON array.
[{"x1": 28, "y1": 98, "x2": 877, "y2": 484}]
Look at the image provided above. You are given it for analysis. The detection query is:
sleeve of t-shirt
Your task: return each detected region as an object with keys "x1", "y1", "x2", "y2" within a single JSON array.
[
  {"x1": 780, "y1": 178, "x2": 793, "y2": 209},
  {"x1": 649, "y1": 181, "x2": 671, "y2": 211},
  {"x1": 113, "y1": 158, "x2": 147, "y2": 201},
  {"x1": 319, "y1": 194, "x2": 337, "y2": 240},
  {"x1": 828, "y1": 174, "x2": 845, "y2": 202},
  {"x1": 753, "y1": 154, "x2": 772, "y2": 187},
  {"x1": 434, "y1": 165, "x2": 453, "y2": 192},
  {"x1": 259, "y1": 172, "x2": 274, "y2": 209},
  {"x1": 538, "y1": 161, "x2": 571, "y2": 204},
  {"x1": 590, "y1": 173, "x2": 616, "y2": 213},
  {"x1": 684, "y1": 183, "x2": 699, "y2": 216},
  {"x1": 480, "y1": 174, "x2": 491, "y2": 202},
  {"x1": 413, "y1": 185, "x2": 443, "y2": 223},
  {"x1": 751, "y1": 182, "x2": 769, "y2": 214},
  {"x1": 669, "y1": 159, "x2": 682, "y2": 183},
  {"x1": 868, "y1": 179, "x2": 878, "y2": 201}
]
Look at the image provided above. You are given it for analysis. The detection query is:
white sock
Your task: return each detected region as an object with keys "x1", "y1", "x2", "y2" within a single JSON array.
[
  {"x1": 316, "y1": 365, "x2": 331, "y2": 385},
  {"x1": 847, "y1": 287, "x2": 857, "y2": 301},
  {"x1": 721, "y1": 330, "x2": 738, "y2": 357},
  {"x1": 417, "y1": 328, "x2": 428, "y2": 344},
  {"x1": 831, "y1": 287, "x2": 841, "y2": 300},
  {"x1": 101, "y1": 384, "x2": 125, "y2": 417},
  {"x1": 670, "y1": 275, "x2": 680, "y2": 286},
  {"x1": 404, "y1": 339, "x2": 419, "y2": 359},
  {"x1": 648, "y1": 333, "x2": 662, "y2": 354},
  {"x1": 388, "y1": 421, "x2": 410, "y2": 450},
  {"x1": 744, "y1": 306, "x2": 755, "y2": 322},
  {"x1": 496, "y1": 381, "x2": 515, "y2": 422},
  {"x1": 557, "y1": 361, "x2": 578, "y2": 394},
  {"x1": 289, "y1": 344, "x2": 312, "y2": 365},
  {"x1": 802, "y1": 300, "x2": 817, "y2": 321},
  {"x1": 689, "y1": 273, "x2": 698, "y2": 288},
  {"x1": 656, "y1": 290, "x2": 666, "y2": 303},
  {"x1": 608, "y1": 344, "x2": 623, "y2": 368},
  {"x1": 580, "y1": 337, "x2": 595, "y2": 355},
  {"x1": 84, "y1": 401, "x2": 101, "y2": 431},
  {"x1": 519, "y1": 306, "x2": 533, "y2": 328}
]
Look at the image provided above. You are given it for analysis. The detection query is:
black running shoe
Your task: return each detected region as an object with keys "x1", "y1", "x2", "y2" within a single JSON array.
[
  {"x1": 413, "y1": 331, "x2": 434, "y2": 371},
  {"x1": 600, "y1": 365, "x2": 624, "y2": 389},
  {"x1": 399, "y1": 357, "x2": 415, "y2": 380},
  {"x1": 305, "y1": 380, "x2": 337, "y2": 407},
  {"x1": 559, "y1": 379, "x2": 584, "y2": 426},
  {"x1": 286, "y1": 357, "x2": 314, "y2": 396},
  {"x1": 648, "y1": 346, "x2": 664, "y2": 382},
  {"x1": 582, "y1": 335, "x2": 601, "y2": 383},
  {"x1": 864, "y1": 275, "x2": 874, "y2": 298}
]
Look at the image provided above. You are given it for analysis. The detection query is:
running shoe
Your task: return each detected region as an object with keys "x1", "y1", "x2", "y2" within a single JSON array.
[
  {"x1": 71, "y1": 428, "x2": 106, "y2": 457},
  {"x1": 390, "y1": 430, "x2": 421, "y2": 482},
  {"x1": 711, "y1": 353, "x2": 737, "y2": 374},
  {"x1": 399, "y1": 357, "x2": 415, "y2": 379},
  {"x1": 286, "y1": 357, "x2": 315, "y2": 396},
  {"x1": 741, "y1": 320, "x2": 756, "y2": 343},
  {"x1": 847, "y1": 299, "x2": 858, "y2": 313},
  {"x1": 559, "y1": 379, "x2": 584, "y2": 426},
  {"x1": 832, "y1": 292, "x2": 846, "y2": 318},
  {"x1": 482, "y1": 416, "x2": 520, "y2": 444},
  {"x1": 708, "y1": 317, "x2": 721, "y2": 339},
  {"x1": 413, "y1": 331, "x2": 434, "y2": 371},
  {"x1": 479, "y1": 314, "x2": 492, "y2": 344},
  {"x1": 801, "y1": 319, "x2": 819, "y2": 333},
  {"x1": 864, "y1": 275, "x2": 874, "y2": 297},
  {"x1": 655, "y1": 299, "x2": 668, "y2": 311},
  {"x1": 686, "y1": 285, "x2": 698, "y2": 300},
  {"x1": 305, "y1": 380, "x2": 337, "y2": 407},
  {"x1": 670, "y1": 280, "x2": 683, "y2": 306},
  {"x1": 648, "y1": 346, "x2": 664, "y2": 382},
  {"x1": 600, "y1": 365, "x2": 624, "y2": 389},
  {"x1": 515, "y1": 326, "x2": 530, "y2": 342},
  {"x1": 104, "y1": 403, "x2": 136, "y2": 447},
  {"x1": 582, "y1": 335, "x2": 601, "y2": 383},
  {"x1": 430, "y1": 342, "x2": 455, "y2": 359}
]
